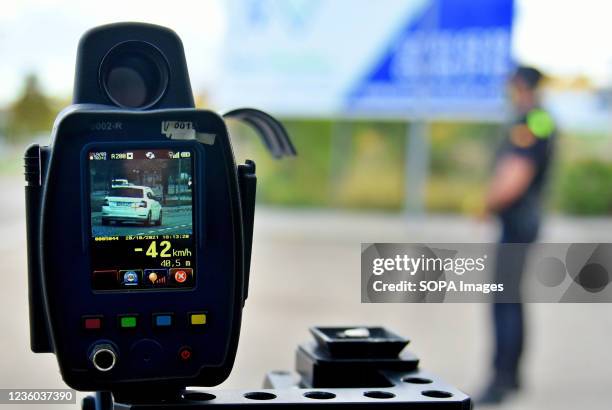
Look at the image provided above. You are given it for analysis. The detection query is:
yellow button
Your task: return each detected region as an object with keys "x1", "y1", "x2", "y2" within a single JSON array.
[{"x1": 190, "y1": 313, "x2": 207, "y2": 326}]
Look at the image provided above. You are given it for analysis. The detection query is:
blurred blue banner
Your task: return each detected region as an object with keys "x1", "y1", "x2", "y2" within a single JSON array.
[{"x1": 216, "y1": 0, "x2": 514, "y2": 120}]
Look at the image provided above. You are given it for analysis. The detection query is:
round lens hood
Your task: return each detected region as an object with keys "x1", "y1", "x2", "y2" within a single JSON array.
[{"x1": 99, "y1": 40, "x2": 169, "y2": 109}]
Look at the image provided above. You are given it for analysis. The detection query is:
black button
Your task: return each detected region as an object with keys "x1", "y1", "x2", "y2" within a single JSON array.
[{"x1": 129, "y1": 339, "x2": 163, "y2": 369}]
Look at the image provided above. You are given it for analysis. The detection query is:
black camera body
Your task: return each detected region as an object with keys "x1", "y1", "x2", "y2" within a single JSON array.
[{"x1": 25, "y1": 23, "x2": 293, "y2": 397}]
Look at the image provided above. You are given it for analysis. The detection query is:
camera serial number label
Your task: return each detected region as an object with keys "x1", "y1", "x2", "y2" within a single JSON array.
[
  {"x1": 91, "y1": 121, "x2": 123, "y2": 131},
  {"x1": 162, "y1": 121, "x2": 195, "y2": 139},
  {"x1": 0, "y1": 389, "x2": 76, "y2": 404}
]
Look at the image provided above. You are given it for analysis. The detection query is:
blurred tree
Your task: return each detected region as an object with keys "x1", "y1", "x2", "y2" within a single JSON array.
[
  {"x1": 6, "y1": 73, "x2": 55, "y2": 143},
  {"x1": 557, "y1": 159, "x2": 612, "y2": 215}
]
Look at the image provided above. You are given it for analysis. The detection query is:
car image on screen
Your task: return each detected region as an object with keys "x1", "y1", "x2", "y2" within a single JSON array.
[{"x1": 101, "y1": 186, "x2": 162, "y2": 226}]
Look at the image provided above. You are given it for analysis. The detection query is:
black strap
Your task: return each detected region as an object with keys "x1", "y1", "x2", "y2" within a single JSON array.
[{"x1": 223, "y1": 108, "x2": 297, "y2": 158}]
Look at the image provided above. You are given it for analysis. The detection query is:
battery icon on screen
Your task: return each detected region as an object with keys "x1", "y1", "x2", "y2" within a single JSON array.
[{"x1": 181, "y1": 152, "x2": 191, "y2": 158}]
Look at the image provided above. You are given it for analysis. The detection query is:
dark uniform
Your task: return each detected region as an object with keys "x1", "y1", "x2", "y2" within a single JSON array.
[{"x1": 492, "y1": 107, "x2": 556, "y2": 388}]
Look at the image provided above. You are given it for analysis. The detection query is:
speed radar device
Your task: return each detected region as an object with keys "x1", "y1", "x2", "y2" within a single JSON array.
[{"x1": 24, "y1": 22, "x2": 294, "y2": 399}]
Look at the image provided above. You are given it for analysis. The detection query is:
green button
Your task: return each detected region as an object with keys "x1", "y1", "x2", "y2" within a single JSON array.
[{"x1": 120, "y1": 316, "x2": 137, "y2": 328}]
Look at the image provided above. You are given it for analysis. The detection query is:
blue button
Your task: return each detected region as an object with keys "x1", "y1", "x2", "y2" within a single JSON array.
[{"x1": 154, "y1": 314, "x2": 172, "y2": 327}]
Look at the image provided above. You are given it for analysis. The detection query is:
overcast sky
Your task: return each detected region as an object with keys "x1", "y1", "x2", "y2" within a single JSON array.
[{"x1": 0, "y1": 0, "x2": 611, "y2": 106}]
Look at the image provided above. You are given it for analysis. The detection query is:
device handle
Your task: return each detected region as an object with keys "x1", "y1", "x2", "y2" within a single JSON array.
[
  {"x1": 237, "y1": 160, "x2": 256, "y2": 304},
  {"x1": 24, "y1": 144, "x2": 53, "y2": 353},
  {"x1": 224, "y1": 109, "x2": 295, "y2": 304},
  {"x1": 223, "y1": 108, "x2": 297, "y2": 158}
]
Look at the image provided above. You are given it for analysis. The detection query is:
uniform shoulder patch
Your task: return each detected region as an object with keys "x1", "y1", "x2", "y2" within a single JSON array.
[{"x1": 527, "y1": 109, "x2": 555, "y2": 138}]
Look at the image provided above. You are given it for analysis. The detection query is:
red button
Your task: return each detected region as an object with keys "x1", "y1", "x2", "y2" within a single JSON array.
[
  {"x1": 179, "y1": 347, "x2": 192, "y2": 361},
  {"x1": 170, "y1": 268, "x2": 193, "y2": 285},
  {"x1": 175, "y1": 271, "x2": 187, "y2": 283},
  {"x1": 84, "y1": 317, "x2": 101, "y2": 330}
]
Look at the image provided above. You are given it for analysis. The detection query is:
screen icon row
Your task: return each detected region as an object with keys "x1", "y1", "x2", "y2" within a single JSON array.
[{"x1": 92, "y1": 268, "x2": 193, "y2": 290}]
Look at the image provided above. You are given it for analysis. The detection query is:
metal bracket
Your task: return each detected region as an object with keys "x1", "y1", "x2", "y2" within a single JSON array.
[
  {"x1": 98, "y1": 370, "x2": 470, "y2": 409},
  {"x1": 83, "y1": 327, "x2": 472, "y2": 409}
]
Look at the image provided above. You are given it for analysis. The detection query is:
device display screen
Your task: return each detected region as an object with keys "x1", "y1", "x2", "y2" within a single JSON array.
[{"x1": 88, "y1": 149, "x2": 195, "y2": 291}]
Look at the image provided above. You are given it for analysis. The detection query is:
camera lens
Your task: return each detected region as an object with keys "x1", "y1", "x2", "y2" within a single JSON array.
[{"x1": 99, "y1": 41, "x2": 169, "y2": 109}]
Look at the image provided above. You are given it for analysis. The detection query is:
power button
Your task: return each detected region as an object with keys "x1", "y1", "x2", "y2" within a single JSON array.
[{"x1": 178, "y1": 346, "x2": 193, "y2": 362}]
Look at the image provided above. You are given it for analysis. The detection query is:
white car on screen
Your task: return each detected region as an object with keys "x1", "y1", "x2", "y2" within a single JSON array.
[
  {"x1": 101, "y1": 186, "x2": 162, "y2": 226},
  {"x1": 111, "y1": 178, "x2": 130, "y2": 187}
]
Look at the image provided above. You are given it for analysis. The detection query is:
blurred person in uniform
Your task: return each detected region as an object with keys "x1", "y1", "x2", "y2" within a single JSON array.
[{"x1": 476, "y1": 66, "x2": 556, "y2": 405}]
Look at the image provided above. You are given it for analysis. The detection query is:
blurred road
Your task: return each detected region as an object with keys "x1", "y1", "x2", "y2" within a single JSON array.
[
  {"x1": 1, "y1": 176, "x2": 611, "y2": 410},
  {"x1": 91, "y1": 207, "x2": 192, "y2": 236}
]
